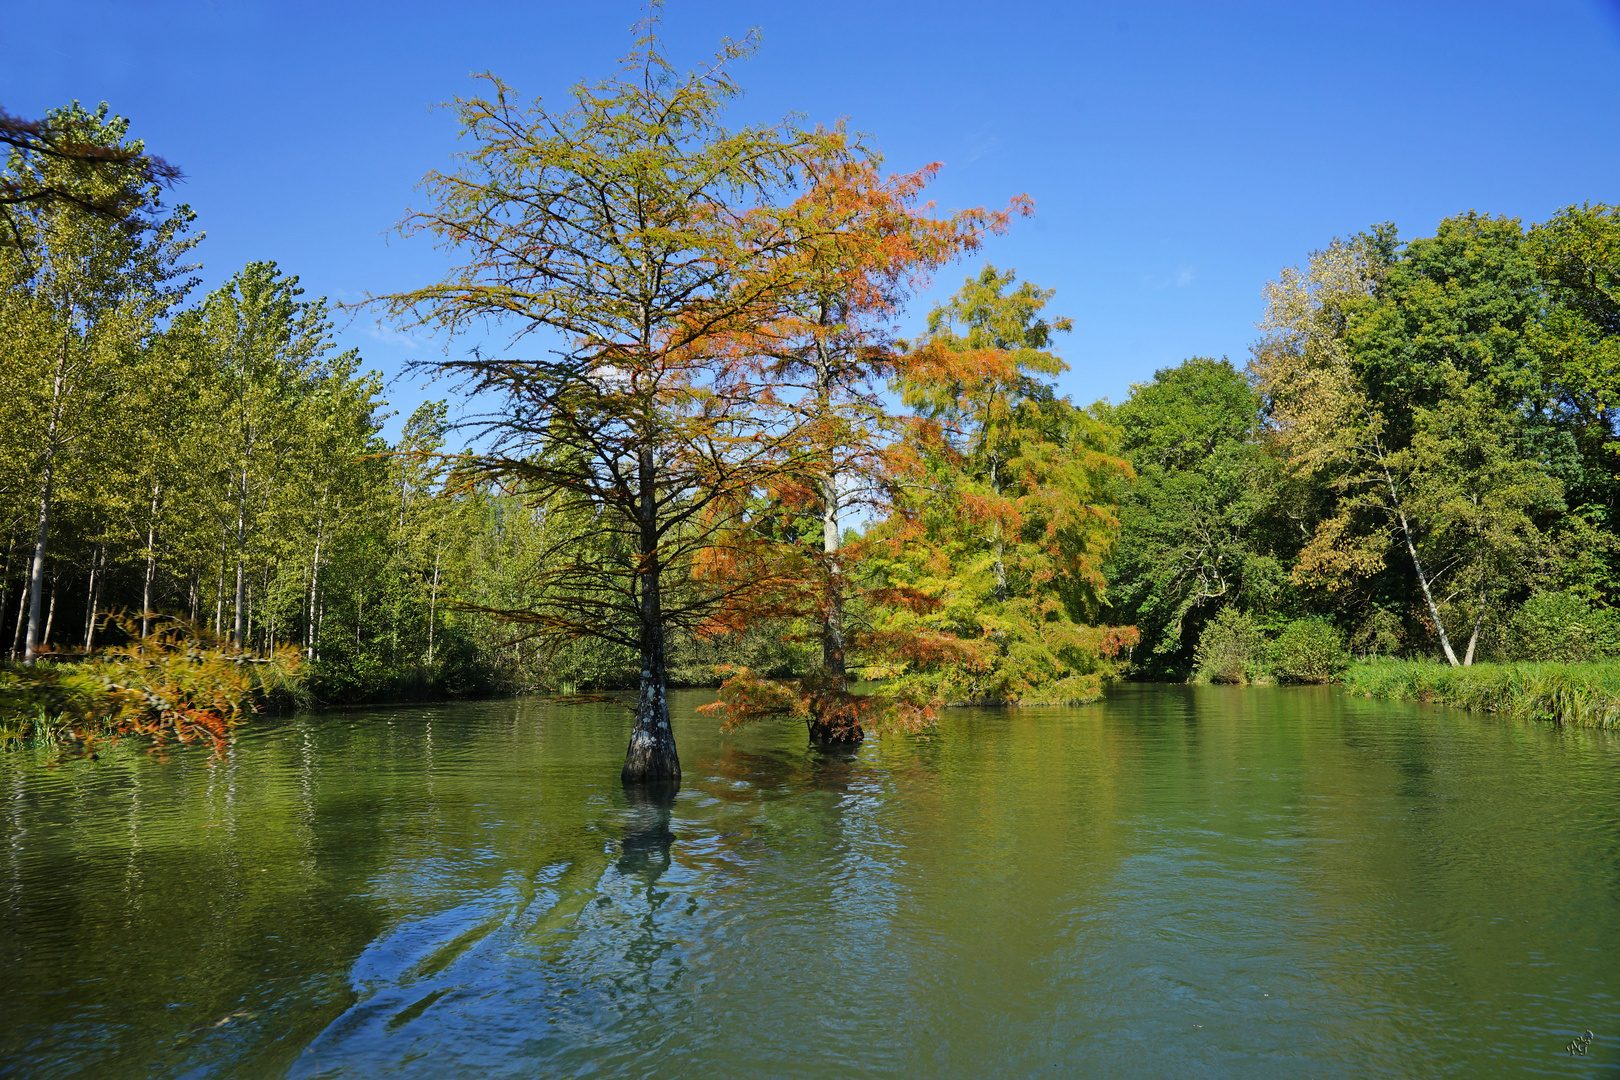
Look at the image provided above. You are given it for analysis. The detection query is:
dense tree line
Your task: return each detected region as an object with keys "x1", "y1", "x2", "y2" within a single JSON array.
[
  {"x1": 1104, "y1": 209, "x2": 1620, "y2": 678},
  {"x1": 0, "y1": 104, "x2": 616, "y2": 702}
]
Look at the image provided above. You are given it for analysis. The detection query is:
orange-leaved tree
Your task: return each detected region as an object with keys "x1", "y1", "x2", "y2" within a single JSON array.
[
  {"x1": 893, "y1": 267, "x2": 1137, "y2": 705},
  {"x1": 698, "y1": 166, "x2": 1029, "y2": 742},
  {"x1": 376, "y1": 20, "x2": 872, "y2": 782}
]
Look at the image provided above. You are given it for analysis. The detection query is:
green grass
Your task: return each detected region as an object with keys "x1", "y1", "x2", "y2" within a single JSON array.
[{"x1": 1343, "y1": 659, "x2": 1620, "y2": 728}]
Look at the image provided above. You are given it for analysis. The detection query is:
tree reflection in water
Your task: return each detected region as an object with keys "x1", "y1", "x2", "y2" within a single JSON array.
[{"x1": 617, "y1": 781, "x2": 677, "y2": 879}]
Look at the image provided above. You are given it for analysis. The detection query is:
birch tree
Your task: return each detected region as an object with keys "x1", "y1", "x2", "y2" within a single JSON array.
[{"x1": 1252, "y1": 232, "x2": 1562, "y2": 665}]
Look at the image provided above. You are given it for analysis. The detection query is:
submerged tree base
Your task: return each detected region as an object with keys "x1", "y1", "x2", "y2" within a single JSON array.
[
  {"x1": 621, "y1": 752, "x2": 681, "y2": 784},
  {"x1": 621, "y1": 693, "x2": 681, "y2": 783},
  {"x1": 807, "y1": 719, "x2": 864, "y2": 746}
]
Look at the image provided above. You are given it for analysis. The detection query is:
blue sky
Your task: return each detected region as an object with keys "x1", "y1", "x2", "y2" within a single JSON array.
[{"x1": 5, "y1": 1, "x2": 1620, "y2": 439}]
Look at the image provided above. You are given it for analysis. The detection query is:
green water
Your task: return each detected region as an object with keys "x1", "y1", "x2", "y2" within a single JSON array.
[{"x1": 1, "y1": 685, "x2": 1616, "y2": 1078}]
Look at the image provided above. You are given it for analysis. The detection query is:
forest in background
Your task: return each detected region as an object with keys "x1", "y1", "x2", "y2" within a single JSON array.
[
  {"x1": 3, "y1": 51, "x2": 1619, "y2": 742},
  {"x1": 1108, "y1": 208, "x2": 1620, "y2": 681}
]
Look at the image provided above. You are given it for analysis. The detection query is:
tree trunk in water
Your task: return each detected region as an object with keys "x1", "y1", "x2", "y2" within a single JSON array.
[
  {"x1": 810, "y1": 469, "x2": 861, "y2": 746},
  {"x1": 806, "y1": 338, "x2": 862, "y2": 746},
  {"x1": 622, "y1": 446, "x2": 679, "y2": 784}
]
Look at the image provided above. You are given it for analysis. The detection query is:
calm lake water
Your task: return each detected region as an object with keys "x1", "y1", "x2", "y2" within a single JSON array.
[{"x1": 1, "y1": 685, "x2": 1616, "y2": 1078}]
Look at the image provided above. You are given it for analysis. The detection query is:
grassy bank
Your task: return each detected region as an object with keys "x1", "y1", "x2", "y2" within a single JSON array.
[{"x1": 1343, "y1": 659, "x2": 1620, "y2": 728}]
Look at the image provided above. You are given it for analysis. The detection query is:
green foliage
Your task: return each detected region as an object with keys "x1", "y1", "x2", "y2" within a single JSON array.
[
  {"x1": 1248, "y1": 210, "x2": 1615, "y2": 668},
  {"x1": 1268, "y1": 618, "x2": 1347, "y2": 684},
  {"x1": 1344, "y1": 658, "x2": 1620, "y2": 728},
  {"x1": 0, "y1": 107, "x2": 521, "y2": 707},
  {"x1": 1349, "y1": 607, "x2": 1404, "y2": 658},
  {"x1": 1401, "y1": 378, "x2": 1563, "y2": 624},
  {"x1": 1504, "y1": 591, "x2": 1620, "y2": 663},
  {"x1": 889, "y1": 267, "x2": 1136, "y2": 706},
  {"x1": 1192, "y1": 608, "x2": 1266, "y2": 684},
  {"x1": 1105, "y1": 357, "x2": 1292, "y2": 673},
  {"x1": 1344, "y1": 214, "x2": 1545, "y2": 428}
]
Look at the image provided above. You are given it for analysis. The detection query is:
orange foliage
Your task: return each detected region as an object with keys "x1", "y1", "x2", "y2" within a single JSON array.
[
  {"x1": 694, "y1": 152, "x2": 1029, "y2": 739},
  {"x1": 2, "y1": 617, "x2": 302, "y2": 755}
]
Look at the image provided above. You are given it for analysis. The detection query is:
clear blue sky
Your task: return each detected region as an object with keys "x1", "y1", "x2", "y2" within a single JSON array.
[{"x1": 6, "y1": 1, "x2": 1620, "y2": 439}]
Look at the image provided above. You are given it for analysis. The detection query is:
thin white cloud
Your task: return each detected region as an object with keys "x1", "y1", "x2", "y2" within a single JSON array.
[
  {"x1": 366, "y1": 325, "x2": 425, "y2": 350},
  {"x1": 1142, "y1": 266, "x2": 1196, "y2": 289},
  {"x1": 962, "y1": 122, "x2": 1000, "y2": 164}
]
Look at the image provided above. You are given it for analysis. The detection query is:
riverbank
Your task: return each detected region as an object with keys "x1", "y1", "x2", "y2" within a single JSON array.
[
  {"x1": 0, "y1": 622, "x2": 303, "y2": 751},
  {"x1": 1343, "y1": 659, "x2": 1620, "y2": 728}
]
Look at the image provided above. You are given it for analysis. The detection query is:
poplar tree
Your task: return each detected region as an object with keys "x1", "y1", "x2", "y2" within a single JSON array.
[
  {"x1": 195, "y1": 262, "x2": 333, "y2": 645},
  {"x1": 0, "y1": 102, "x2": 196, "y2": 664}
]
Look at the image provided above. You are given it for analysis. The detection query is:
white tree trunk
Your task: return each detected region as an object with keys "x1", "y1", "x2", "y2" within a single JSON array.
[
  {"x1": 1463, "y1": 585, "x2": 1487, "y2": 666},
  {"x1": 11, "y1": 575, "x2": 27, "y2": 659},
  {"x1": 0, "y1": 537, "x2": 14, "y2": 652},
  {"x1": 83, "y1": 545, "x2": 103, "y2": 651},
  {"x1": 40, "y1": 573, "x2": 56, "y2": 651},
  {"x1": 1382, "y1": 460, "x2": 1460, "y2": 666},
  {"x1": 141, "y1": 484, "x2": 160, "y2": 638},
  {"x1": 22, "y1": 462, "x2": 52, "y2": 666},
  {"x1": 214, "y1": 526, "x2": 227, "y2": 635},
  {"x1": 307, "y1": 521, "x2": 324, "y2": 660},
  {"x1": 427, "y1": 545, "x2": 441, "y2": 664},
  {"x1": 234, "y1": 463, "x2": 248, "y2": 645},
  {"x1": 26, "y1": 304, "x2": 72, "y2": 666}
]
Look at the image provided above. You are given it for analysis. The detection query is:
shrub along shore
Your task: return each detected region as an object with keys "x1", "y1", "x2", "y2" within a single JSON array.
[
  {"x1": 1342, "y1": 660, "x2": 1620, "y2": 729},
  {"x1": 0, "y1": 621, "x2": 303, "y2": 753}
]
